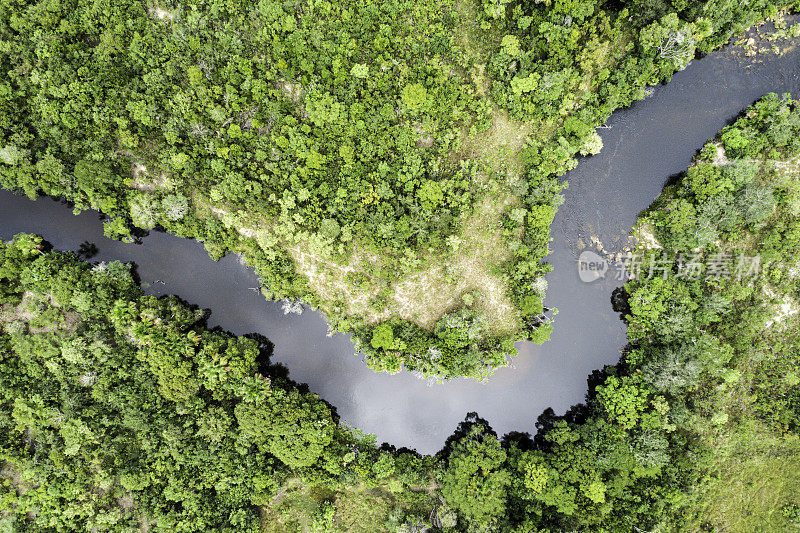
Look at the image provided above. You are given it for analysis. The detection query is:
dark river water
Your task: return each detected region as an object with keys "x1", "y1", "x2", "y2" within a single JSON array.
[{"x1": 2, "y1": 32, "x2": 800, "y2": 454}]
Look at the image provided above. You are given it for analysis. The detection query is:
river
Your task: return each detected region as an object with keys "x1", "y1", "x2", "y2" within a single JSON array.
[{"x1": 2, "y1": 27, "x2": 799, "y2": 454}]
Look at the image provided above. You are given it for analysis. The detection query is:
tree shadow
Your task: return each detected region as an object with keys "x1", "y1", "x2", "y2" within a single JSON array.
[
  {"x1": 611, "y1": 286, "x2": 630, "y2": 323},
  {"x1": 76, "y1": 241, "x2": 98, "y2": 259},
  {"x1": 501, "y1": 431, "x2": 535, "y2": 452}
]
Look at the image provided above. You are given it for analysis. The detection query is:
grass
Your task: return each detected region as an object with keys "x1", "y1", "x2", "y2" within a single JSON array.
[
  {"x1": 460, "y1": 108, "x2": 536, "y2": 182},
  {"x1": 687, "y1": 421, "x2": 800, "y2": 532},
  {"x1": 282, "y1": 192, "x2": 522, "y2": 334},
  {"x1": 391, "y1": 190, "x2": 520, "y2": 333},
  {"x1": 128, "y1": 162, "x2": 170, "y2": 192},
  {"x1": 259, "y1": 481, "x2": 406, "y2": 533}
]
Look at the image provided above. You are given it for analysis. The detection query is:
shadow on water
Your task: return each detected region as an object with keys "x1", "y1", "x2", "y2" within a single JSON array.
[
  {"x1": 3, "y1": 29, "x2": 800, "y2": 453},
  {"x1": 76, "y1": 241, "x2": 99, "y2": 260}
]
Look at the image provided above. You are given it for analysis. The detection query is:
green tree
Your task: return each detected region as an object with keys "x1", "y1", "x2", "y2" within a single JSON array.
[
  {"x1": 441, "y1": 422, "x2": 510, "y2": 525},
  {"x1": 401, "y1": 83, "x2": 428, "y2": 111}
]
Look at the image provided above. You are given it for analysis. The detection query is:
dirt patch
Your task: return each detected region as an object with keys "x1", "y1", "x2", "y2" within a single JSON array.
[
  {"x1": 129, "y1": 163, "x2": 169, "y2": 192},
  {"x1": 712, "y1": 144, "x2": 729, "y2": 166},
  {"x1": 766, "y1": 300, "x2": 798, "y2": 326},
  {"x1": 149, "y1": 6, "x2": 174, "y2": 21}
]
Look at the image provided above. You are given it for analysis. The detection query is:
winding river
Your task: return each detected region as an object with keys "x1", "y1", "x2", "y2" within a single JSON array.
[{"x1": 2, "y1": 27, "x2": 800, "y2": 454}]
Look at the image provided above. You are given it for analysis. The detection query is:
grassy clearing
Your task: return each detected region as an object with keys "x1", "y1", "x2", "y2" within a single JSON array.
[
  {"x1": 391, "y1": 191, "x2": 520, "y2": 333},
  {"x1": 259, "y1": 482, "x2": 400, "y2": 533},
  {"x1": 451, "y1": 0, "x2": 500, "y2": 72},
  {"x1": 460, "y1": 108, "x2": 536, "y2": 181},
  {"x1": 285, "y1": 245, "x2": 380, "y2": 319},
  {"x1": 127, "y1": 161, "x2": 170, "y2": 192},
  {"x1": 282, "y1": 192, "x2": 521, "y2": 334},
  {"x1": 688, "y1": 421, "x2": 800, "y2": 532}
]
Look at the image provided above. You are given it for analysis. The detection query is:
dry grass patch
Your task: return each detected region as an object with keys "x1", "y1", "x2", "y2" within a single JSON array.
[
  {"x1": 470, "y1": 110, "x2": 535, "y2": 155},
  {"x1": 147, "y1": 4, "x2": 175, "y2": 21},
  {"x1": 281, "y1": 191, "x2": 520, "y2": 334},
  {"x1": 278, "y1": 80, "x2": 304, "y2": 103},
  {"x1": 460, "y1": 108, "x2": 536, "y2": 181},
  {"x1": 196, "y1": 196, "x2": 520, "y2": 334},
  {"x1": 391, "y1": 193, "x2": 519, "y2": 333},
  {"x1": 632, "y1": 221, "x2": 663, "y2": 250},
  {"x1": 285, "y1": 244, "x2": 381, "y2": 318},
  {"x1": 277, "y1": 79, "x2": 307, "y2": 119},
  {"x1": 129, "y1": 162, "x2": 169, "y2": 192},
  {"x1": 0, "y1": 291, "x2": 81, "y2": 334}
]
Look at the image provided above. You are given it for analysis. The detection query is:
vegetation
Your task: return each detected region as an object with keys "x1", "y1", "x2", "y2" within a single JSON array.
[
  {"x1": 0, "y1": 0, "x2": 796, "y2": 378},
  {"x1": 3, "y1": 93, "x2": 800, "y2": 531},
  {"x1": 628, "y1": 92, "x2": 800, "y2": 531}
]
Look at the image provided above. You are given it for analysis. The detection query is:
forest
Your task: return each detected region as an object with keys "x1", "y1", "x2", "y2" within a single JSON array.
[
  {"x1": 0, "y1": 0, "x2": 796, "y2": 378},
  {"x1": 2, "y1": 94, "x2": 800, "y2": 531}
]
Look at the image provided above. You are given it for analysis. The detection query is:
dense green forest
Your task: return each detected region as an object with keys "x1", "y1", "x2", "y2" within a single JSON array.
[
  {"x1": 0, "y1": 0, "x2": 797, "y2": 378},
  {"x1": 2, "y1": 94, "x2": 800, "y2": 531}
]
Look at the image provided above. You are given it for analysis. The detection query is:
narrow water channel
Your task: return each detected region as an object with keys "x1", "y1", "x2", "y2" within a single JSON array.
[{"x1": 2, "y1": 31, "x2": 799, "y2": 454}]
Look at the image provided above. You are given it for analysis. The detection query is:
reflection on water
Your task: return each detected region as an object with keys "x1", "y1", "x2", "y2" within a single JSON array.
[{"x1": 2, "y1": 31, "x2": 800, "y2": 453}]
